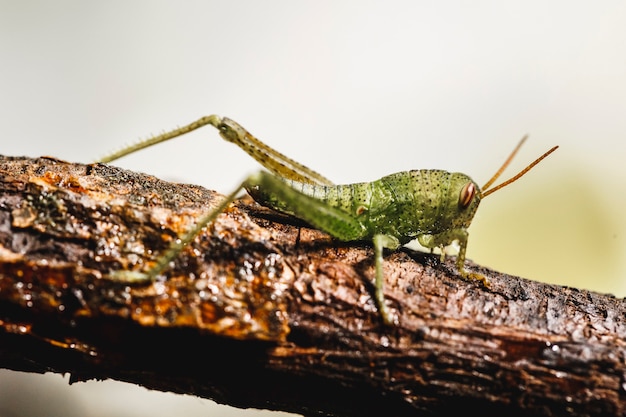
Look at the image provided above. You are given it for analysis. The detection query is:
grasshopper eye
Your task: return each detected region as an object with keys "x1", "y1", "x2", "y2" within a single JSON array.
[{"x1": 459, "y1": 182, "x2": 476, "y2": 208}]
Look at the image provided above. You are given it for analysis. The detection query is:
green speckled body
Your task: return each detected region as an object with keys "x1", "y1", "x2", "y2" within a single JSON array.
[{"x1": 247, "y1": 169, "x2": 482, "y2": 249}]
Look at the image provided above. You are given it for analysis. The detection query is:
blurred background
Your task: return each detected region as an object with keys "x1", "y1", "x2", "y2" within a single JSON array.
[{"x1": 1, "y1": 1, "x2": 625, "y2": 416}]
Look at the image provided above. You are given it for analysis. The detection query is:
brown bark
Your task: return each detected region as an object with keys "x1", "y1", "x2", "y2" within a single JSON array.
[{"x1": 0, "y1": 155, "x2": 624, "y2": 417}]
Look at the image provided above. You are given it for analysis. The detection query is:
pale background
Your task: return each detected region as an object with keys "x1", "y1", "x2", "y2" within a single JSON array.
[{"x1": 1, "y1": 1, "x2": 626, "y2": 416}]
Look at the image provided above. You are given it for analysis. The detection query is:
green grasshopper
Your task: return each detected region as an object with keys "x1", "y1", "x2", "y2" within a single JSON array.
[{"x1": 98, "y1": 115, "x2": 558, "y2": 325}]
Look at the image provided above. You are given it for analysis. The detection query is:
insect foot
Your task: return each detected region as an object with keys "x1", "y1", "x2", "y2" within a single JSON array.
[{"x1": 460, "y1": 270, "x2": 490, "y2": 288}]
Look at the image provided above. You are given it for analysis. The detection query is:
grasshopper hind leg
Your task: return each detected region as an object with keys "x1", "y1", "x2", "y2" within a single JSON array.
[{"x1": 107, "y1": 182, "x2": 248, "y2": 283}]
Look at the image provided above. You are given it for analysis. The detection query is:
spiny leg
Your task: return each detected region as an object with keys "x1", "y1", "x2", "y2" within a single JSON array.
[
  {"x1": 96, "y1": 115, "x2": 333, "y2": 186},
  {"x1": 217, "y1": 118, "x2": 333, "y2": 186},
  {"x1": 145, "y1": 185, "x2": 246, "y2": 280},
  {"x1": 109, "y1": 183, "x2": 248, "y2": 283},
  {"x1": 97, "y1": 115, "x2": 223, "y2": 163}
]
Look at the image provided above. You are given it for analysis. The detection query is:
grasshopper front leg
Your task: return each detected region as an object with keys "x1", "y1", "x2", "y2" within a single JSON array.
[{"x1": 417, "y1": 229, "x2": 488, "y2": 286}]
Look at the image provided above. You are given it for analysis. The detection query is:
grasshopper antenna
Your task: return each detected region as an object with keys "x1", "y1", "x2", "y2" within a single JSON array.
[{"x1": 481, "y1": 136, "x2": 558, "y2": 198}]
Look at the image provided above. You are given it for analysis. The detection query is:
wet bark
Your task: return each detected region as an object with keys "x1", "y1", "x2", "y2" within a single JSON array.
[{"x1": 0, "y1": 155, "x2": 624, "y2": 417}]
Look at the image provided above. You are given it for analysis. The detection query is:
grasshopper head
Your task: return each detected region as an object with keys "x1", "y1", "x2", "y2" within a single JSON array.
[{"x1": 442, "y1": 138, "x2": 558, "y2": 232}]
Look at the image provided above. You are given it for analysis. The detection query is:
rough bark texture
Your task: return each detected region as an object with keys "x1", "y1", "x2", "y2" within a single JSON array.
[{"x1": 0, "y1": 155, "x2": 624, "y2": 417}]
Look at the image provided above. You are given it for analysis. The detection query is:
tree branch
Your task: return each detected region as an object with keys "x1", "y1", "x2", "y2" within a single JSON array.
[{"x1": 0, "y1": 155, "x2": 624, "y2": 417}]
